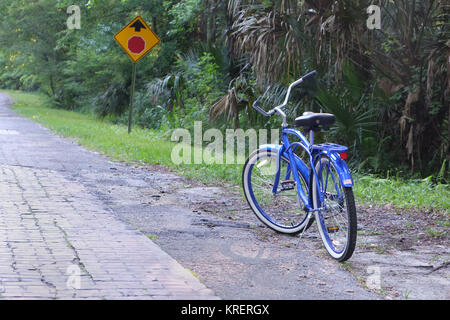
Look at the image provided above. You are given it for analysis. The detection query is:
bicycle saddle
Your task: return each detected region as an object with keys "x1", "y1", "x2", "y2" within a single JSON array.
[{"x1": 295, "y1": 112, "x2": 335, "y2": 132}]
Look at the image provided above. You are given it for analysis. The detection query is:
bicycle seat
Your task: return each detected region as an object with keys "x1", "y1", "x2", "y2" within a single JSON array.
[{"x1": 295, "y1": 112, "x2": 335, "y2": 132}]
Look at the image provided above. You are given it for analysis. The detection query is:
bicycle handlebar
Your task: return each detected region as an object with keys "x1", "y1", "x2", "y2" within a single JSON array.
[
  {"x1": 252, "y1": 101, "x2": 274, "y2": 117},
  {"x1": 301, "y1": 70, "x2": 317, "y2": 82},
  {"x1": 252, "y1": 70, "x2": 317, "y2": 117}
]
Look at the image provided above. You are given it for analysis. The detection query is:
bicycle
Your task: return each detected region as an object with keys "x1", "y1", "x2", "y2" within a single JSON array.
[{"x1": 242, "y1": 71, "x2": 357, "y2": 262}]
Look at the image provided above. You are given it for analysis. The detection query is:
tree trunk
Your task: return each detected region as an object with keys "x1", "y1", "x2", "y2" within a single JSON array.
[
  {"x1": 49, "y1": 74, "x2": 56, "y2": 97},
  {"x1": 206, "y1": 0, "x2": 216, "y2": 46},
  {"x1": 152, "y1": 17, "x2": 158, "y2": 35}
]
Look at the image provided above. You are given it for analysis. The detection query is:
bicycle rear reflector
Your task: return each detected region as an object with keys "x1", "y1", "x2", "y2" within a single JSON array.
[{"x1": 340, "y1": 152, "x2": 348, "y2": 160}]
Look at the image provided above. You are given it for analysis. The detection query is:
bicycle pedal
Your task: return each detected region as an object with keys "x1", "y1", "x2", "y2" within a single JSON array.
[
  {"x1": 327, "y1": 226, "x2": 339, "y2": 233},
  {"x1": 281, "y1": 179, "x2": 296, "y2": 191}
]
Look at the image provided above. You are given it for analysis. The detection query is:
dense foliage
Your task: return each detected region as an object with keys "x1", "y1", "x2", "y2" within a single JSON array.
[{"x1": 0, "y1": 0, "x2": 448, "y2": 180}]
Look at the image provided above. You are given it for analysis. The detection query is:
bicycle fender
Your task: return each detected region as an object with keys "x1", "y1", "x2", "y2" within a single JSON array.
[
  {"x1": 328, "y1": 152, "x2": 354, "y2": 187},
  {"x1": 259, "y1": 144, "x2": 282, "y2": 153}
]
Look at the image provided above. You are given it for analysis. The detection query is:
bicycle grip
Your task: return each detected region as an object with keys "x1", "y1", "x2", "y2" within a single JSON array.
[
  {"x1": 302, "y1": 70, "x2": 317, "y2": 81},
  {"x1": 252, "y1": 100, "x2": 270, "y2": 117}
]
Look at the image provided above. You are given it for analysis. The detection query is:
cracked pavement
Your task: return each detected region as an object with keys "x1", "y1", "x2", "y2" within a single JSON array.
[{"x1": 0, "y1": 93, "x2": 218, "y2": 299}]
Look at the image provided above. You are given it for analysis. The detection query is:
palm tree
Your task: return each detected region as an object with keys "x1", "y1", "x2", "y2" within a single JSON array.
[
  {"x1": 210, "y1": 0, "x2": 448, "y2": 175},
  {"x1": 227, "y1": 0, "x2": 305, "y2": 85}
]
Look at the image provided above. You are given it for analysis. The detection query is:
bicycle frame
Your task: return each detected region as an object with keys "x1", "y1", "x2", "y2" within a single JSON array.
[
  {"x1": 259, "y1": 127, "x2": 353, "y2": 212},
  {"x1": 252, "y1": 70, "x2": 353, "y2": 213}
]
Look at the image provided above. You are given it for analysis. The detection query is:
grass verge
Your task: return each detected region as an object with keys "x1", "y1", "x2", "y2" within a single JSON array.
[
  {"x1": 3, "y1": 90, "x2": 449, "y2": 213},
  {"x1": 5, "y1": 90, "x2": 242, "y2": 186}
]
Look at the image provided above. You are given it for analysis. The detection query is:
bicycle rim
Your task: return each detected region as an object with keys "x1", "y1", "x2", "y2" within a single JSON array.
[
  {"x1": 312, "y1": 156, "x2": 357, "y2": 261},
  {"x1": 243, "y1": 149, "x2": 311, "y2": 233}
]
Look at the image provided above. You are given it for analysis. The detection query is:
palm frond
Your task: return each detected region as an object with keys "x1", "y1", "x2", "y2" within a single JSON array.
[
  {"x1": 209, "y1": 88, "x2": 240, "y2": 128},
  {"x1": 227, "y1": 1, "x2": 303, "y2": 85}
]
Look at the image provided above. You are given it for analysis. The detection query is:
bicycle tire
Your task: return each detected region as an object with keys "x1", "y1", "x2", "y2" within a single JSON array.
[
  {"x1": 311, "y1": 155, "x2": 357, "y2": 261},
  {"x1": 242, "y1": 148, "x2": 314, "y2": 234}
]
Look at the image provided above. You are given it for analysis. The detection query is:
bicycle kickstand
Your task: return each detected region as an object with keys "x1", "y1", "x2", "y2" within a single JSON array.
[{"x1": 296, "y1": 212, "x2": 313, "y2": 247}]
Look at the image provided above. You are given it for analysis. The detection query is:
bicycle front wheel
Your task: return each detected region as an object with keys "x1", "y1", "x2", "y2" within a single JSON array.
[
  {"x1": 242, "y1": 148, "x2": 313, "y2": 234},
  {"x1": 312, "y1": 155, "x2": 357, "y2": 261}
]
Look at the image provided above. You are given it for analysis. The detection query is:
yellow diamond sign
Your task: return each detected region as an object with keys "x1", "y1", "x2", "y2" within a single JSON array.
[{"x1": 114, "y1": 16, "x2": 160, "y2": 63}]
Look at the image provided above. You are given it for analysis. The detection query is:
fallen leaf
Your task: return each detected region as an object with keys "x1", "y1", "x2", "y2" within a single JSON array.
[{"x1": 344, "y1": 289, "x2": 354, "y2": 293}]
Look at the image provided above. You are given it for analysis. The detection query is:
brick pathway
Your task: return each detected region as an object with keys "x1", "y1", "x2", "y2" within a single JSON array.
[{"x1": 0, "y1": 93, "x2": 218, "y2": 299}]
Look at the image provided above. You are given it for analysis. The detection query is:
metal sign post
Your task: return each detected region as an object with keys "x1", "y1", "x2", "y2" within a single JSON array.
[{"x1": 128, "y1": 62, "x2": 137, "y2": 134}]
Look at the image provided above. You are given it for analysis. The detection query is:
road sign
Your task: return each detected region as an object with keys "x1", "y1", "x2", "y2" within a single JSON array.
[
  {"x1": 114, "y1": 16, "x2": 160, "y2": 63},
  {"x1": 114, "y1": 16, "x2": 160, "y2": 133}
]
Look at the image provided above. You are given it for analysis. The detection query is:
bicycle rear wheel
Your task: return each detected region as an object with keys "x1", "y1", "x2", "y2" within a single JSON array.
[
  {"x1": 242, "y1": 148, "x2": 313, "y2": 234},
  {"x1": 312, "y1": 155, "x2": 357, "y2": 261}
]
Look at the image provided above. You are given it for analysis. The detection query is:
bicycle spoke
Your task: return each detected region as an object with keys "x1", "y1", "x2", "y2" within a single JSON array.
[
  {"x1": 314, "y1": 156, "x2": 356, "y2": 259},
  {"x1": 244, "y1": 150, "x2": 310, "y2": 233}
]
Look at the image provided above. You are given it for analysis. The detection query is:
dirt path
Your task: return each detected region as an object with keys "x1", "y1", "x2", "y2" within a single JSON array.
[
  {"x1": 75, "y1": 164, "x2": 377, "y2": 299},
  {"x1": 93, "y1": 163, "x2": 448, "y2": 300},
  {"x1": 353, "y1": 203, "x2": 449, "y2": 299}
]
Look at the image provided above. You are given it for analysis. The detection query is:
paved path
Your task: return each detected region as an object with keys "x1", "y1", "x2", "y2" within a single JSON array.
[{"x1": 0, "y1": 93, "x2": 218, "y2": 299}]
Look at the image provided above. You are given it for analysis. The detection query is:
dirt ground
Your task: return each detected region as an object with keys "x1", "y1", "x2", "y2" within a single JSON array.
[{"x1": 83, "y1": 162, "x2": 449, "y2": 300}]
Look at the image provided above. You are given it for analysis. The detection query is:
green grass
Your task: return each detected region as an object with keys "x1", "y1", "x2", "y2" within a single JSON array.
[
  {"x1": 3, "y1": 90, "x2": 449, "y2": 213},
  {"x1": 425, "y1": 227, "x2": 446, "y2": 238},
  {"x1": 354, "y1": 174, "x2": 449, "y2": 212},
  {"x1": 5, "y1": 90, "x2": 242, "y2": 186},
  {"x1": 146, "y1": 234, "x2": 158, "y2": 240}
]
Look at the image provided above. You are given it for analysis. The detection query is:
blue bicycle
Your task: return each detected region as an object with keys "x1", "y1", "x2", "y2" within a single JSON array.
[{"x1": 242, "y1": 71, "x2": 357, "y2": 261}]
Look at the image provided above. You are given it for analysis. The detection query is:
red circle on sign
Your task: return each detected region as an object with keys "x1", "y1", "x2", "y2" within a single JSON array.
[{"x1": 128, "y1": 36, "x2": 146, "y2": 54}]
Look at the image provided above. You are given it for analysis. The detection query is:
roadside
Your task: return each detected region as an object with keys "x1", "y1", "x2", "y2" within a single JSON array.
[
  {"x1": 71, "y1": 163, "x2": 380, "y2": 299},
  {"x1": 4, "y1": 91, "x2": 450, "y2": 299},
  {"x1": 87, "y1": 162, "x2": 449, "y2": 299}
]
